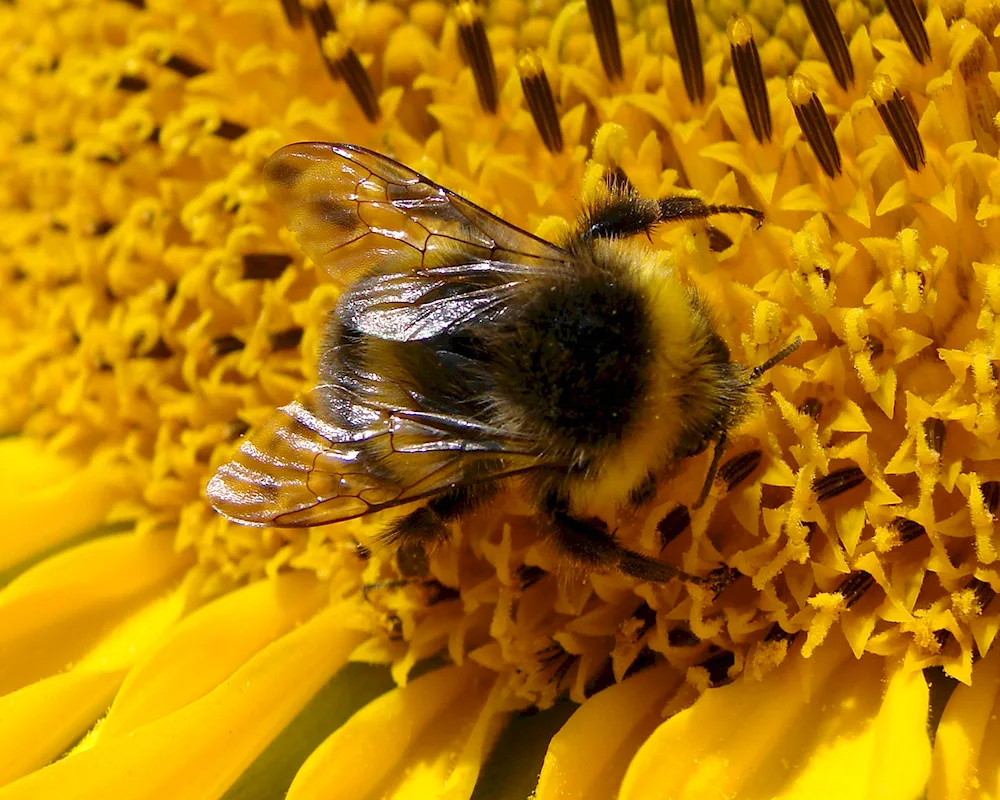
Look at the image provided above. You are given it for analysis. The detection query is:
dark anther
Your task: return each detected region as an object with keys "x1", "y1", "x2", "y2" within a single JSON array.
[
  {"x1": 162, "y1": 55, "x2": 206, "y2": 79},
  {"x1": 837, "y1": 570, "x2": 875, "y2": 608},
  {"x1": 707, "y1": 565, "x2": 742, "y2": 596},
  {"x1": 456, "y1": 3, "x2": 498, "y2": 114},
  {"x1": 211, "y1": 335, "x2": 245, "y2": 356},
  {"x1": 116, "y1": 75, "x2": 149, "y2": 93},
  {"x1": 667, "y1": 624, "x2": 700, "y2": 647},
  {"x1": 812, "y1": 466, "x2": 867, "y2": 501},
  {"x1": 214, "y1": 120, "x2": 249, "y2": 141},
  {"x1": 120, "y1": 0, "x2": 146, "y2": 8},
  {"x1": 700, "y1": 648, "x2": 737, "y2": 687},
  {"x1": 890, "y1": 516, "x2": 927, "y2": 543},
  {"x1": 923, "y1": 417, "x2": 946, "y2": 455},
  {"x1": 89, "y1": 220, "x2": 115, "y2": 237},
  {"x1": 981, "y1": 481, "x2": 1000, "y2": 515},
  {"x1": 148, "y1": 127, "x2": 161, "y2": 145},
  {"x1": 306, "y1": 1, "x2": 337, "y2": 47},
  {"x1": 934, "y1": 629, "x2": 953, "y2": 649},
  {"x1": 884, "y1": 0, "x2": 931, "y2": 65},
  {"x1": 242, "y1": 253, "x2": 293, "y2": 280},
  {"x1": 427, "y1": 581, "x2": 461, "y2": 605},
  {"x1": 142, "y1": 338, "x2": 173, "y2": 359},
  {"x1": 728, "y1": 16, "x2": 771, "y2": 143},
  {"x1": 95, "y1": 151, "x2": 125, "y2": 165},
  {"x1": 968, "y1": 578, "x2": 997, "y2": 612},
  {"x1": 788, "y1": 75, "x2": 842, "y2": 177},
  {"x1": 657, "y1": 504, "x2": 691, "y2": 550},
  {"x1": 871, "y1": 76, "x2": 926, "y2": 170},
  {"x1": 585, "y1": 0, "x2": 623, "y2": 82},
  {"x1": 866, "y1": 334, "x2": 884, "y2": 357},
  {"x1": 269, "y1": 327, "x2": 304, "y2": 351},
  {"x1": 718, "y1": 449, "x2": 763, "y2": 492},
  {"x1": 798, "y1": 397, "x2": 823, "y2": 420},
  {"x1": 801, "y1": 0, "x2": 855, "y2": 89},
  {"x1": 632, "y1": 603, "x2": 658, "y2": 636},
  {"x1": 518, "y1": 53, "x2": 563, "y2": 153},
  {"x1": 516, "y1": 564, "x2": 548, "y2": 589},
  {"x1": 225, "y1": 419, "x2": 251, "y2": 441},
  {"x1": 667, "y1": 0, "x2": 704, "y2": 104},
  {"x1": 803, "y1": 521, "x2": 819, "y2": 543},
  {"x1": 331, "y1": 41, "x2": 381, "y2": 123},
  {"x1": 764, "y1": 624, "x2": 796, "y2": 643},
  {"x1": 621, "y1": 647, "x2": 658, "y2": 681},
  {"x1": 706, "y1": 226, "x2": 732, "y2": 252},
  {"x1": 279, "y1": 0, "x2": 304, "y2": 28}
]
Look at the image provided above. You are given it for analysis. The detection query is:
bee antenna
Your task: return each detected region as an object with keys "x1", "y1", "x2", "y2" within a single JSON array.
[
  {"x1": 692, "y1": 434, "x2": 727, "y2": 510},
  {"x1": 750, "y1": 336, "x2": 802, "y2": 381}
]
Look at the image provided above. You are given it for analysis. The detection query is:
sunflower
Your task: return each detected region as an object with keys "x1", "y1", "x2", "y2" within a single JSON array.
[{"x1": 0, "y1": 0, "x2": 996, "y2": 797}]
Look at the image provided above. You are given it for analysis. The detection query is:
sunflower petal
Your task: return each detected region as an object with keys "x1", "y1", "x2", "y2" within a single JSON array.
[
  {"x1": 535, "y1": 664, "x2": 682, "y2": 799},
  {"x1": 619, "y1": 640, "x2": 930, "y2": 800},
  {"x1": 0, "y1": 604, "x2": 362, "y2": 799},
  {"x1": 0, "y1": 532, "x2": 191, "y2": 696},
  {"x1": 286, "y1": 663, "x2": 499, "y2": 800},
  {"x1": 0, "y1": 670, "x2": 125, "y2": 786}
]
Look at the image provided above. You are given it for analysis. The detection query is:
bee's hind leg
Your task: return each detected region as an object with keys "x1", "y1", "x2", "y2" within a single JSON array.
[
  {"x1": 540, "y1": 491, "x2": 705, "y2": 585},
  {"x1": 380, "y1": 482, "x2": 499, "y2": 577}
]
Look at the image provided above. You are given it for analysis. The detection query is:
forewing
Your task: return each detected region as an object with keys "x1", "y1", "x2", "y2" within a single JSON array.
[
  {"x1": 207, "y1": 384, "x2": 551, "y2": 528},
  {"x1": 262, "y1": 142, "x2": 568, "y2": 289}
]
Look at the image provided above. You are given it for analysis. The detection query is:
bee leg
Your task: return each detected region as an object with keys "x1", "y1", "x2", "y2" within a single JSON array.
[
  {"x1": 626, "y1": 472, "x2": 658, "y2": 509},
  {"x1": 656, "y1": 196, "x2": 765, "y2": 229},
  {"x1": 541, "y1": 492, "x2": 706, "y2": 585},
  {"x1": 380, "y1": 483, "x2": 499, "y2": 577}
]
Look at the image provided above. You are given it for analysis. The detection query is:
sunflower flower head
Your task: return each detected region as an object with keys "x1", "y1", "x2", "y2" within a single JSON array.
[{"x1": 2, "y1": 0, "x2": 1000, "y2": 797}]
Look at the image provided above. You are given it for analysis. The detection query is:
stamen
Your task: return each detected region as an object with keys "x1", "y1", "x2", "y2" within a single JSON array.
[
  {"x1": 923, "y1": 417, "x2": 946, "y2": 455},
  {"x1": 870, "y1": 75, "x2": 926, "y2": 171},
  {"x1": 269, "y1": 327, "x2": 304, "y2": 351},
  {"x1": 968, "y1": 577, "x2": 997, "y2": 611},
  {"x1": 90, "y1": 220, "x2": 115, "y2": 237},
  {"x1": 890, "y1": 516, "x2": 927, "y2": 543},
  {"x1": 666, "y1": 0, "x2": 704, "y2": 104},
  {"x1": 699, "y1": 648, "x2": 736, "y2": 687},
  {"x1": 211, "y1": 335, "x2": 245, "y2": 356},
  {"x1": 884, "y1": 0, "x2": 931, "y2": 65},
  {"x1": 667, "y1": 624, "x2": 700, "y2": 647},
  {"x1": 981, "y1": 480, "x2": 1000, "y2": 515},
  {"x1": 706, "y1": 226, "x2": 732, "y2": 252},
  {"x1": 798, "y1": 396, "x2": 823, "y2": 420},
  {"x1": 585, "y1": 0, "x2": 623, "y2": 82},
  {"x1": 812, "y1": 465, "x2": 867, "y2": 501},
  {"x1": 324, "y1": 35, "x2": 381, "y2": 123},
  {"x1": 866, "y1": 334, "x2": 885, "y2": 358},
  {"x1": 242, "y1": 253, "x2": 293, "y2": 280},
  {"x1": 718, "y1": 450, "x2": 763, "y2": 492},
  {"x1": 728, "y1": 16, "x2": 771, "y2": 144},
  {"x1": 116, "y1": 75, "x2": 148, "y2": 93},
  {"x1": 788, "y1": 74, "x2": 842, "y2": 178},
  {"x1": 657, "y1": 504, "x2": 690, "y2": 549},
  {"x1": 162, "y1": 55, "x2": 206, "y2": 79},
  {"x1": 306, "y1": 0, "x2": 337, "y2": 50},
  {"x1": 632, "y1": 603, "x2": 658, "y2": 637},
  {"x1": 518, "y1": 53, "x2": 563, "y2": 153},
  {"x1": 837, "y1": 570, "x2": 875, "y2": 608},
  {"x1": 455, "y1": 2, "x2": 498, "y2": 114},
  {"x1": 764, "y1": 624, "x2": 796, "y2": 643},
  {"x1": 801, "y1": 0, "x2": 855, "y2": 89},
  {"x1": 516, "y1": 564, "x2": 547, "y2": 589},
  {"x1": 279, "y1": 0, "x2": 304, "y2": 29},
  {"x1": 213, "y1": 119, "x2": 249, "y2": 140}
]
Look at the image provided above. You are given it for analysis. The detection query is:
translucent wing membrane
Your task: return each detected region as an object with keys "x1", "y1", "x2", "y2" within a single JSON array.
[
  {"x1": 262, "y1": 142, "x2": 567, "y2": 288},
  {"x1": 207, "y1": 384, "x2": 553, "y2": 528}
]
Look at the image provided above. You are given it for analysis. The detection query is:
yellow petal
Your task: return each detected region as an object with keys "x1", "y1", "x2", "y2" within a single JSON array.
[
  {"x1": 0, "y1": 439, "x2": 116, "y2": 574},
  {"x1": 286, "y1": 663, "x2": 498, "y2": 800},
  {"x1": 99, "y1": 571, "x2": 326, "y2": 740},
  {"x1": 534, "y1": 663, "x2": 682, "y2": 800},
  {"x1": 0, "y1": 532, "x2": 191, "y2": 696},
  {"x1": 0, "y1": 670, "x2": 125, "y2": 786},
  {"x1": 620, "y1": 639, "x2": 930, "y2": 800},
  {"x1": 0, "y1": 603, "x2": 362, "y2": 800},
  {"x1": 929, "y1": 641, "x2": 1000, "y2": 800}
]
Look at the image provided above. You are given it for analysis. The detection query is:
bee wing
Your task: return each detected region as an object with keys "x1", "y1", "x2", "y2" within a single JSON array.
[
  {"x1": 208, "y1": 383, "x2": 554, "y2": 528},
  {"x1": 262, "y1": 142, "x2": 569, "y2": 289}
]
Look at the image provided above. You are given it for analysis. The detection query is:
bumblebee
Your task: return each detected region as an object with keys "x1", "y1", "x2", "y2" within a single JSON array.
[{"x1": 207, "y1": 143, "x2": 799, "y2": 583}]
